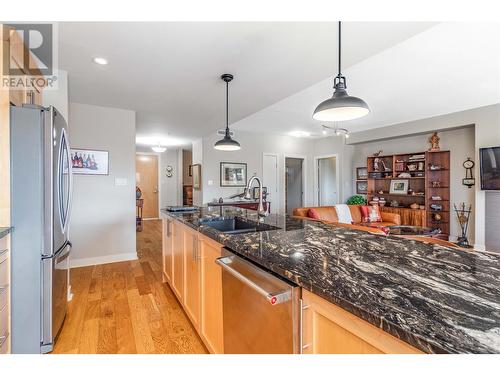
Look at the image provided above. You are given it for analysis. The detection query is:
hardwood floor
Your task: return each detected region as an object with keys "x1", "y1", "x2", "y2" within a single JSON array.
[{"x1": 53, "y1": 219, "x2": 208, "y2": 354}]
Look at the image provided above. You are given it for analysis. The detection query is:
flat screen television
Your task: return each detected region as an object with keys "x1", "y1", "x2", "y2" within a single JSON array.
[{"x1": 480, "y1": 147, "x2": 500, "y2": 190}]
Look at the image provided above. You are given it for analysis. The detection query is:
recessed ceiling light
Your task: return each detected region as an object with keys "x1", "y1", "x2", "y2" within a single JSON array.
[
  {"x1": 93, "y1": 57, "x2": 108, "y2": 65},
  {"x1": 289, "y1": 131, "x2": 311, "y2": 138}
]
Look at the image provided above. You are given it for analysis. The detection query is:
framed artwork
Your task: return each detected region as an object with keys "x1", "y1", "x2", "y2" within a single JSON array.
[
  {"x1": 71, "y1": 148, "x2": 109, "y2": 175},
  {"x1": 389, "y1": 179, "x2": 409, "y2": 195},
  {"x1": 356, "y1": 180, "x2": 368, "y2": 194},
  {"x1": 220, "y1": 162, "x2": 247, "y2": 187},
  {"x1": 192, "y1": 164, "x2": 201, "y2": 189},
  {"x1": 356, "y1": 167, "x2": 368, "y2": 180}
]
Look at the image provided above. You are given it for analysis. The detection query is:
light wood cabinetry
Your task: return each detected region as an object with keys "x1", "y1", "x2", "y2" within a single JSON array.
[
  {"x1": 0, "y1": 234, "x2": 10, "y2": 354},
  {"x1": 171, "y1": 220, "x2": 184, "y2": 302},
  {"x1": 199, "y1": 237, "x2": 224, "y2": 354},
  {"x1": 182, "y1": 227, "x2": 201, "y2": 330},
  {"x1": 161, "y1": 218, "x2": 224, "y2": 354},
  {"x1": 301, "y1": 290, "x2": 421, "y2": 354},
  {"x1": 161, "y1": 217, "x2": 173, "y2": 283}
]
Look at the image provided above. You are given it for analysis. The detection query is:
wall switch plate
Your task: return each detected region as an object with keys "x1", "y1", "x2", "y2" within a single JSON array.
[
  {"x1": 208, "y1": 180, "x2": 214, "y2": 186},
  {"x1": 115, "y1": 178, "x2": 128, "y2": 186}
]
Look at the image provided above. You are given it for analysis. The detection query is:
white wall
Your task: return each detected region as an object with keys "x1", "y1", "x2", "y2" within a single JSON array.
[
  {"x1": 311, "y1": 136, "x2": 355, "y2": 204},
  {"x1": 351, "y1": 127, "x2": 475, "y2": 243},
  {"x1": 192, "y1": 138, "x2": 203, "y2": 206},
  {"x1": 69, "y1": 103, "x2": 137, "y2": 267},
  {"x1": 42, "y1": 69, "x2": 69, "y2": 123},
  {"x1": 159, "y1": 149, "x2": 182, "y2": 208},
  {"x1": 198, "y1": 130, "x2": 315, "y2": 213}
]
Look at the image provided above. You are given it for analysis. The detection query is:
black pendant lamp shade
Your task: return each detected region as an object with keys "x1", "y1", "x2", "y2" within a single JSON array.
[
  {"x1": 214, "y1": 73, "x2": 241, "y2": 151},
  {"x1": 313, "y1": 22, "x2": 369, "y2": 122}
]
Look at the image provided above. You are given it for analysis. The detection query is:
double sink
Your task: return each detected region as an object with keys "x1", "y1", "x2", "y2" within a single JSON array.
[{"x1": 199, "y1": 216, "x2": 280, "y2": 235}]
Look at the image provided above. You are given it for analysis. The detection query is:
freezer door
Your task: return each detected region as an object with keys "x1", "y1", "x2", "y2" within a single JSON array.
[
  {"x1": 49, "y1": 107, "x2": 72, "y2": 255},
  {"x1": 41, "y1": 242, "x2": 70, "y2": 353}
]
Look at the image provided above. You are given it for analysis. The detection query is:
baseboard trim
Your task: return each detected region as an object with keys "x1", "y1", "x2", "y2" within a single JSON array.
[{"x1": 70, "y1": 252, "x2": 138, "y2": 268}]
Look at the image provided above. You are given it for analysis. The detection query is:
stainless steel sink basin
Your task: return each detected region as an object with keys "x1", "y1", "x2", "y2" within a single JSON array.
[{"x1": 199, "y1": 217, "x2": 279, "y2": 234}]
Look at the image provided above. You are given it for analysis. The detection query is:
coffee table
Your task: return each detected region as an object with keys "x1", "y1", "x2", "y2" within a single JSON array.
[{"x1": 383, "y1": 225, "x2": 441, "y2": 237}]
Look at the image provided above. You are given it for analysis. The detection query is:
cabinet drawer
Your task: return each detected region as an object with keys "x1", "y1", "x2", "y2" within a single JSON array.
[
  {"x1": 0, "y1": 333, "x2": 7, "y2": 354},
  {"x1": 0, "y1": 259, "x2": 8, "y2": 287},
  {"x1": 0, "y1": 304, "x2": 8, "y2": 343},
  {"x1": 0, "y1": 285, "x2": 7, "y2": 311},
  {"x1": 0, "y1": 236, "x2": 7, "y2": 264}
]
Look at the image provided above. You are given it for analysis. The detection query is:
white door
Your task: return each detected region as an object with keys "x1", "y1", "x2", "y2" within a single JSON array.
[
  {"x1": 318, "y1": 157, "x2": 338, "y2": 206},
  {"x1": 263, "y1": 154, "x2": 279, "y2": 214}
]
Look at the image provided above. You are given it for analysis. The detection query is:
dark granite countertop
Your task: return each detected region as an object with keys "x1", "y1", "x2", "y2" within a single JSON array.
[
  {"x1": 161, "y1": 206, "x2": 500, "y2": 354},
  {"x1": 0, "y1": 227, "x2": 11, "y2": 240}
]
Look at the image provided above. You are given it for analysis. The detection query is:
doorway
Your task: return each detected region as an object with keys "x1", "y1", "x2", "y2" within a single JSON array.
[
  {"x1": 315, "y1": 155, "x2": 339, "y2": 206},
  {"x1": 262, "y1": 153, "x2": 279, "y2": 214},
  {"x1": 285, "y1": 157, "x2": 304, "y2": 215},
  {"x1": 136, "y1": 154, "x2": 159, "y2": 219}
]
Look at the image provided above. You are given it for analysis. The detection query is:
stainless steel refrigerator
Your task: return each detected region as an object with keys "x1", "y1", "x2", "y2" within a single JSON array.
[{"x1": 10, "y1": 105, "x2": 73, "y2": 353}]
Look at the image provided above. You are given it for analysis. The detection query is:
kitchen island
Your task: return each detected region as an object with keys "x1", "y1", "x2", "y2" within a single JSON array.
[{"x1": 162, "y1": 206, "x2": 500, "y2": 354}]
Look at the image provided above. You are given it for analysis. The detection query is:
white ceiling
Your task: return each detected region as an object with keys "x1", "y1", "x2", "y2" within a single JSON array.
[
  {"x1": 58, "y1": 22, "x2": 436, "y2": 149},
  {"x1": 233, "y1": 22, "x2": 500, "y2": 138}
]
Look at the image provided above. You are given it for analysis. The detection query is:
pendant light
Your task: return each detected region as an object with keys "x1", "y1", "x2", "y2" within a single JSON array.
[
  {"x1": 214, "y1": 73, "x2": 241, "y2": 151},
  {"x1": 313, "y1": 22, "x2": 370, "y2": 122},
  {"x1": 151, "y1": 141, "x2": 166, "y2": 153}
]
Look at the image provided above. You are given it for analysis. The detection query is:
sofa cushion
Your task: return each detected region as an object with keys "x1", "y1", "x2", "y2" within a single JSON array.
[
  {"x1": 349, "y1": 205, "x2": 363, "y2": 223},
  {"x1": 307, "y1": 207, "x2": 338, "y2": 222},
  {"x1": 360, "y1": 205, "x2": 382, "y2": 223}
]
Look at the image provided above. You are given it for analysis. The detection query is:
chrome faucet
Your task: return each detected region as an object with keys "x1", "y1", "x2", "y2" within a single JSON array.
[{"x1": 243, "y1": 176, "x2": 268, "y2": 218}]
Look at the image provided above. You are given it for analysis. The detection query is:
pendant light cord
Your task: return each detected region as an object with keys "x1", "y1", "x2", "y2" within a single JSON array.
[
  {"x1": 225, "y1": 81, "x2": 229, "y2": 132},
  {"x1": 338, "y1": 21, "x2": 342, "y2": 77}
]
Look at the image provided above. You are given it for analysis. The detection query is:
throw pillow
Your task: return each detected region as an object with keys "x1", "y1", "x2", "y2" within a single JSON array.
[
  {"x1": 360, "y1": 205, "x2": 382, "y2": 223},
  {"x1": 308, "y1": 208, "x2": 320, "y2": 220}
]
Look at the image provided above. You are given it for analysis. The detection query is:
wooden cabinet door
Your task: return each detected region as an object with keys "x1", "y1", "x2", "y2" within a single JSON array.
[
  {"x1": 171, "y1": 221, "x2": 184, "y2": 302},
  {"x1": 162, "y1": 217, "x2": 173, "y2": 284},
  {"x1": 200, "y1": 237, "x2": 224, "y2": 353},
  {"x1": 182, "y1": 227, "x2": 201, "y2": 329},
  {"x1": 301, "y1": 290, "x2": 421, "y2": 354}
]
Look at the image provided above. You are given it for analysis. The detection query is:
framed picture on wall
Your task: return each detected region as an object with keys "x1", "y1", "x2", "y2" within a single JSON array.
[
  {"x1": 192, "y1": 164, "x2": 201, "y2": 189},
  {"x1": 220, "y1": 162, "x2": 247, "y2": 187},
  {"x1": 389, "y1": 179, "x2": 409, "y2": 195},
  {"x1": 356, "y1": 167, "x2": 368, "y2": 180},
  {"x1": 71, "y1": 148, "x2": 109, "y2": 175},
  {"x1": 356, "y1": 180, "x2": 368, "y2": 194}
]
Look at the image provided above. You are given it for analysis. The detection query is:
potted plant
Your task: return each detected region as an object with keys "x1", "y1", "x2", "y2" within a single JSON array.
[{"x1": 346, "y1": 195, "x2": 367, "y2": 205}]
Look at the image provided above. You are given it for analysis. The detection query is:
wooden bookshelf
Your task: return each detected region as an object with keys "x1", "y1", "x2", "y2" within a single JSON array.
[{"x1": 366, "y1": 151, "x2": 450, "y2": 239}]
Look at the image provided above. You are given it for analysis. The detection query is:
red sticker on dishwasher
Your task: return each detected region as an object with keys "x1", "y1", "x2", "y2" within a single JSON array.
[{"x1": 270, "y1": 296, "x2": 277, "y2": 305}]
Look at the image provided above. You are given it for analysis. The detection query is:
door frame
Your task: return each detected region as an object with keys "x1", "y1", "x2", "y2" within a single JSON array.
[
  {"x1": 262, "y1": 152, "x2": 280, "y2": 214},
  {"x1": 313, "y1": 153, "x2": 340, "y2": 206},
  {"x1": 283, "y1": 154, "x2": 307, "y2": 214},
  {"x1": 136, "y1": 152, "x2": 161, "y2": 219}
]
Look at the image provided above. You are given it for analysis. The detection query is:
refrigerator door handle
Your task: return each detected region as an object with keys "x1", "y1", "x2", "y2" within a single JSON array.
[{"x1": 64, "y1": 130, "x2": 73, "y2": 234}]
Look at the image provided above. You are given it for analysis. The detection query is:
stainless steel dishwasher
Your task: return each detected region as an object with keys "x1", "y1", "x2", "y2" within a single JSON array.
[{"x1": 216, "y1": 249, "x2": 301, "y2": 354}]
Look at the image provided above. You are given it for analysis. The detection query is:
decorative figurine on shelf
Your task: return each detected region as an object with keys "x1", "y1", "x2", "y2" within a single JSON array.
[
  {"x1": 432, "y1": 213, "x2": 442, "y2": 222},
  {"x1": 454, "y1": 203, "x2": 473, "y2": 248},
  {"x1": 462, "y1": 157, "x2": 475, "y2": 188},
  {"x1": 378, "y1": 189, "x2": 384, "y2": 194},
  {"x1": 430, "y1": 204, "x2": 443, "y2": 211},
  {"x1": 374, "y1": 157, "x2": 390, "y2": 172},
  {"x1": 432, "y1": 181, "x2": 441, "y2": 188},
  {"x1": 410, "y1": 203, "x2": 419, "y2": 209},
  {"x1": 428, "y1": 132, "x2": 441, "y2": 152},
  {"x1": 390, "y1": 200, "x2": 399, "y2": 207},
  {"x1": 136, "y1": 187, "x2": 142, "y2": 199},
  {"x1": 373, "y1": 150, "x2": 383, "y2": 157}
]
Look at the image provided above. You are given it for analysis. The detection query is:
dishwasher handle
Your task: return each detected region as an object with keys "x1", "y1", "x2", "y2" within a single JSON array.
[{"x1": 216, "y1": 256, "x2": 291, "y2": 305}]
